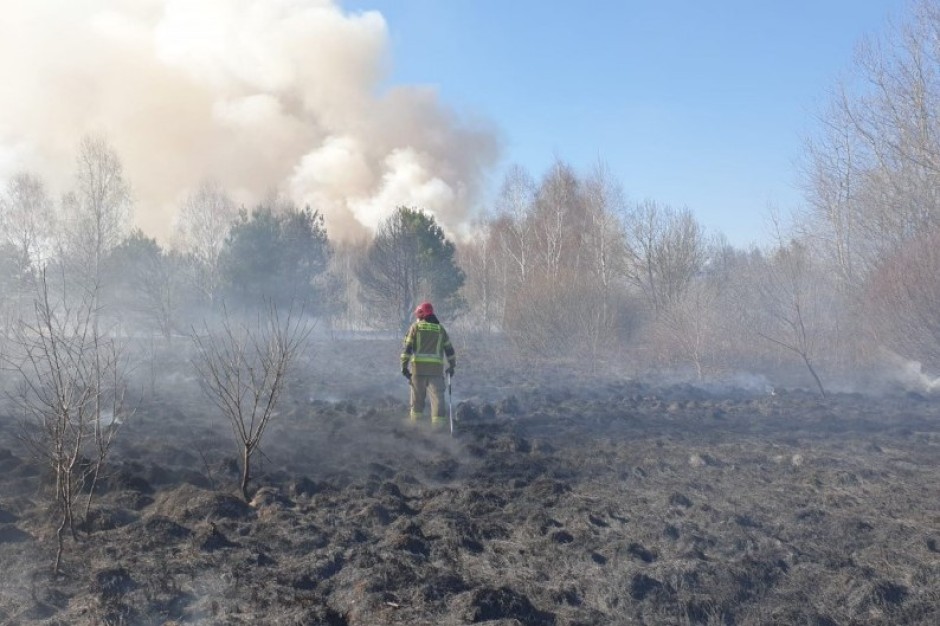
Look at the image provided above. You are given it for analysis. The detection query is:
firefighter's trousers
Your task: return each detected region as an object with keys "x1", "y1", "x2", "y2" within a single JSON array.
[{"x1": 410, "y1": 374, "x2": 446, "y2": 427}]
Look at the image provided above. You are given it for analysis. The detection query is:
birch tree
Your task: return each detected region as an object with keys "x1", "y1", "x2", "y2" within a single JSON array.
[
  {"x1": 0, "y1": 171, "x2": 55, "y2": 269},
  {"x1": 625, "y1": 200, "x2": 709, "y2": 315},
  {"x1": 172, "y1": 180, "x2": 239, "y2": 303},
  {"x1": 62, "y1": 135, "x2": 133, "y2": 292},
  {"x1": 493, "y1": 165, "x2": 537, "y2": 287},
  {"x1": 6, "y1": 269, "x2": 130, "y2": 573},
  {"x1": 801, "y1": 1, "x2": 940, "y2": 277}
]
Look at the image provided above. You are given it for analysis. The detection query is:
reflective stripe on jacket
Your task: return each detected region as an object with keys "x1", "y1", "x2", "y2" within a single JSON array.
[{"x1": 401, "y1": 320, "x2": 456, "y2": 377}]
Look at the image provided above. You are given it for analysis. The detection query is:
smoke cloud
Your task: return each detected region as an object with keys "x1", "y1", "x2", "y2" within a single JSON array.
[{"x1": 0, "y1": 0, "x2": 500, "y2": 241}]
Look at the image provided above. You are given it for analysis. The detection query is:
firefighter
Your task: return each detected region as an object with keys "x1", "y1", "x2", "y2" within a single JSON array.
[{"x1": 401, "y1": 301, "x2": 456, "y2": 427}]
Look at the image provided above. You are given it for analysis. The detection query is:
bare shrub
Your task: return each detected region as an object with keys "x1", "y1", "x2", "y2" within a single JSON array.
[
  {"x1": 503, "y1": 271, "x2": 633, "y2": 366},
  {"x1": 729, "y1": 222, "x2": 842, "y2": 396},
  {"x1": 191, "y1": 303, "x2": 312, "y2": 500},
  {"x1": 649, "y1": 278, "x2": 724, "y2": 380},
  {"x1": 4, "y1": 269, "x2": 130, "y2": 573}
]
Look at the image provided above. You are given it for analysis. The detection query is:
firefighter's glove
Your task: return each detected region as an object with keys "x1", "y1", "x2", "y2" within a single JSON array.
[
  {"x1": 402, "y1": 367, "x2": 411, "y2": 380},
  {"x1": 446, "y1": 366, "x2": 455, "y2": 377}
]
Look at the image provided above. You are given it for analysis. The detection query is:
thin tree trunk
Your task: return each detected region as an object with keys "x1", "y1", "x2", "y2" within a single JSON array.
[
  {"x1": 54, "y1": 519, "x2": 66, "y2": 575},
  {"x1": 803, "y1": 354, "x2": 827, "y2": 397},
  {"x1": 240, "y1": 446, "x2": 251, "y2": 501}
]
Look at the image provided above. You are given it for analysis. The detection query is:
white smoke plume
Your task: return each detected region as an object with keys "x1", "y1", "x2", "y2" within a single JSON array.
[
  {"x1": 879, "y1": 349, "x2": 940, "y2": 394},
  {"x1": 0, "y1": 0, "x2": 500, "y2": 241}
]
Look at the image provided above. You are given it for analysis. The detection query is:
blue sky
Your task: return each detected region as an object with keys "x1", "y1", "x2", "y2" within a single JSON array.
[{"x1": 342, "y1": 0, "x2": 906, "y2": 247}]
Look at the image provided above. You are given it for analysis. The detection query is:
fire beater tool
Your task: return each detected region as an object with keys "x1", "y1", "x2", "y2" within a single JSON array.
[{"x1": 447, "y1": 371, "x2": 454, "y2": 436}]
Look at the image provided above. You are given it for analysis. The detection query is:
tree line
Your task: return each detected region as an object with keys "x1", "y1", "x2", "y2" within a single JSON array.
[
  {"x1": 4, "y1": 2, "x2": 940, "y2": 394},
  {"x1": 0, "y1": 140, "x2": 470, "y2": 337}
]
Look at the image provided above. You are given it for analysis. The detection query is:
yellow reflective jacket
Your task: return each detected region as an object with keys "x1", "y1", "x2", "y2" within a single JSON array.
[{"x1": 401, "y1": 320, "x2": 456, "y2": 377}]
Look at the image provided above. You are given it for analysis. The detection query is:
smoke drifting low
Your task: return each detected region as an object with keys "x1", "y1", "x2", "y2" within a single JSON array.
[{"x1": 0, "y1": 0, "x2": 500, "y2": 241}]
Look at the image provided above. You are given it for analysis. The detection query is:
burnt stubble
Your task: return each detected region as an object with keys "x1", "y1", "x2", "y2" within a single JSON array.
[{"x1": 0, "y1": 339, "x2": 938, "y2": 625}]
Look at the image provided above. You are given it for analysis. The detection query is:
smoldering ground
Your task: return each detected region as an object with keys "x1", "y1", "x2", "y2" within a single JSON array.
[{"x1": 0, "y1": 334, "x2": 939, "y2": 625}]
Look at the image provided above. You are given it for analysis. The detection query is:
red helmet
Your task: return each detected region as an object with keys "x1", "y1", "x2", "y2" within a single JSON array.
[{"x1": 415, "y1": 302, "x2": 434, "y2": 319}]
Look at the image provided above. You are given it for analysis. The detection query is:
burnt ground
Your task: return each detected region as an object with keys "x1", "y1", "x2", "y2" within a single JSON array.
[{"x1": 0, "y1": 338, "x2": 939, "y2": 625}]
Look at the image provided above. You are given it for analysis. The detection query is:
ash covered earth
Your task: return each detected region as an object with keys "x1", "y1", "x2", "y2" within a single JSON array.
[{"x1": 0, "y1": 338, "x2": 938, "y2": 625}]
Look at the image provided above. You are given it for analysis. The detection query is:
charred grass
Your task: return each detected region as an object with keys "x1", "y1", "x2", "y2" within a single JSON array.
[{"x1": 0, "y1": 340, "x2": 939, "y2": 625}]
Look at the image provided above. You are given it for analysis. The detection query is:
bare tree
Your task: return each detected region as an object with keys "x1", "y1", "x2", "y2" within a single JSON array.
[
  {"x1": 737, "y1": 237, "x2": 833, "y2": 396},
  {"x1": 493, "y1": 164, "x2": 537, "y2": 287},
  {"x1": 457, "y1": 225, "x2": 499, "y2": 337},
  {"x1": 0, "y1": 171, "x2": 56, "y2": 270},
  {"x1": 61, "y1": 134, "x2": 133, "y2": 290},
  {"x1": 172, "y1": 180, "x2": 239, "y2": 303},
  {"x1": 0, "y1": 172, "x2": 54, "y2": 331},
  {"x1": 531, "y1": 159, "x2": 586, "y2": 283},
  {"x1": 793, "y1": 3, "x2": 940, "y2": 381},
  {"x1": 5, "y1": 269, "x2": 129, "y2": 573},
  {"x1": 191, "y1": 303, "x2": 311, "y2": 500},
  {"x1": 654, "y1": 277, "x2": 723, "y2": 380},
  {"x1": 864, "y1": 226, "x2": 940, "y2": 370},
  {"x1": 799, "y1": 98, "x2": 865, "y2": 287},
  {"x1": 326, "y1": 241, "x2": 364, "y2": 332},
  {"x1": 581, "y1": 161, "x2": 631, "y2": 361},
  {"x1": 583, "y1": 162, "x2": 628, "y2": 293},
  {"x1": 490, "y1": 161, "x2": 636, "y2": 363},
  {"x1": 625, "y1": 200, "x2": 709, "y2": 315},
  {"x1": 800, "y1": 2, "x2": 940, "y2": 279}
]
